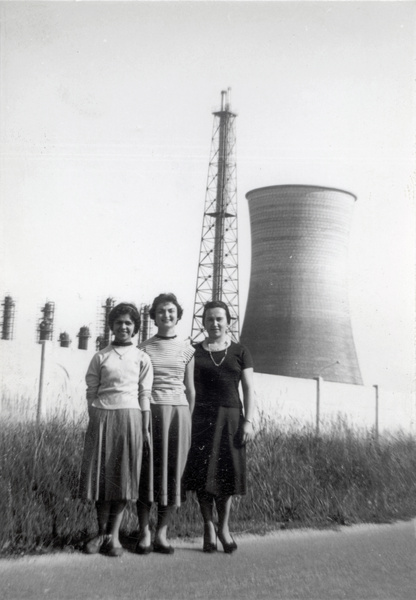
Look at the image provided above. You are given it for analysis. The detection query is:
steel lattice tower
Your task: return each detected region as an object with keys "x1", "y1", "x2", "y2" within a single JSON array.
[{"x1": 191, "y1": 89, "x2": 240, "y2": 342}]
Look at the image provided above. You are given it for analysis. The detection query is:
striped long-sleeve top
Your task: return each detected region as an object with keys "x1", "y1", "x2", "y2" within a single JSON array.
[{"x1": 139, "y1": 336, "x2": 195, "y2": 406}]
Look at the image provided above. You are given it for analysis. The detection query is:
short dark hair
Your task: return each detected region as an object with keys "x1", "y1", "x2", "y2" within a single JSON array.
[
  {"x1": 108, "y1": 303, "x2": 141, "y2": 335},
  {"x1": 149, "y1": 293, "x2": 183, "y2": 321},
  {"x1": 202, "y1": 300, "x2": 232, "y2": 325}
]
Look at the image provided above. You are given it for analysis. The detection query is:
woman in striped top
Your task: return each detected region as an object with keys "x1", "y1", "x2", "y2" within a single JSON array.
[{"x1": 136, "y1": 293, "x2": 195, "y2": 554}]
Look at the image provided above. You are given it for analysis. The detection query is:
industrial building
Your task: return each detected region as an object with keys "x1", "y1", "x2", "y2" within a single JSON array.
[{"x1": 241, "y1": 184, "x2": 363, "y2": 385}]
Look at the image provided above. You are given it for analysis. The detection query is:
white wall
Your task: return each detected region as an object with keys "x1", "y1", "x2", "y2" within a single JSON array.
[
  {"x1": 0, "y1": 339, "x2": 93, "y2": 420},
  {"x1": 320, "y1": 379, "x2": 376, "y2": 429},
  {"x1": 253, "y1": 372, "x2": 316, "y2": 428},
  {"x1": 253, "y1": 372, "x2": 415, "y2": 435},
  {"x1": 377, "y1": 387, "x2": 415, "y2": 434},
  {"x1": 1, "y1": 340, "x2": 414, "y2": 435}
]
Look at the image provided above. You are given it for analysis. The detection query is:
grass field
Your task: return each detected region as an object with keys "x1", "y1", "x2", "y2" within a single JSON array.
[{"x1": 1, "y1": 408, "x2": 415, "y2": 555}]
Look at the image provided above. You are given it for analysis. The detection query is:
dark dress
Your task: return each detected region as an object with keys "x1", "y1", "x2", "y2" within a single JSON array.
[{"x1": 185, "y1": 341, "x2": 253, "y2": 497}]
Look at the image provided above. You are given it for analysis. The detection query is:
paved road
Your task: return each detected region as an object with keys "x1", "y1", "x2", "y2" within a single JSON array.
[{"x1": 1, "y1": 520, "x2": 415, "y2": 600}]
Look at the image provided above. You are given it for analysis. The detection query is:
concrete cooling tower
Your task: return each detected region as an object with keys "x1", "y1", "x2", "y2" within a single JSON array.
[{"x1": 240, "y1": 185, "x2": 363, "y2": 385}]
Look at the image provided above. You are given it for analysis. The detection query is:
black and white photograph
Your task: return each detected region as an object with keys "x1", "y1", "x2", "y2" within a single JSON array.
[{"x1": 1, "y1": 1, "x2": 415, "y2": 599}]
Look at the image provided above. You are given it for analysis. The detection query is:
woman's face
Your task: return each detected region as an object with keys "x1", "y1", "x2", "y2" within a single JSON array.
[
  {"x1": 111, "y1": 313, "x2": 135, "y2": 343},
  {"x1": 155, "y1": 302, "x2": 178, "y2": 331},
  {"x1": 204, "y1": 307, "x2": 228, "y2": 339}
]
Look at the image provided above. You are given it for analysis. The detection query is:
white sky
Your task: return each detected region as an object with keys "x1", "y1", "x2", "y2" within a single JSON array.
[{"x1": 0, "y1": 1, "x2": 414, "y2": 395}]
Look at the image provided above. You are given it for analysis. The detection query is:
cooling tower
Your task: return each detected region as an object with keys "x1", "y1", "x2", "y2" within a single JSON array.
[{"x1": 240, "y1": 185, "x2": 362, "y2": 384}]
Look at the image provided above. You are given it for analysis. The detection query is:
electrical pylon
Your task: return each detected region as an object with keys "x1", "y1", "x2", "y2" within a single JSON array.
[{"x1": 191, "y1": 89, "x2": 240, "y2": 342}]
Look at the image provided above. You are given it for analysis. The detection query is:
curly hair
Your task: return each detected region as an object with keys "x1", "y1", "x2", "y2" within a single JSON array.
[
  {"x1": 202, "y1": 300, "x2": 232, "y2": 325},
  {"x1": 108, "y1": 302, "x2": 141, "y2": 335},
  {"x1": 149, "y1": 293, "x2": 183, "y2": 321}
]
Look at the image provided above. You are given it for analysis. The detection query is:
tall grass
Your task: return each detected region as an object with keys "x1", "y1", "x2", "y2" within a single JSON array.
[
  {"x1": 241, "y1": 415, "x2": 416, "y2": 528},
  {"x1": 1, "y1": 409, "x2": 415, "y2": 555},
  {"x1": 0, "y1": 413, "x2": 96, "y2": 554}
]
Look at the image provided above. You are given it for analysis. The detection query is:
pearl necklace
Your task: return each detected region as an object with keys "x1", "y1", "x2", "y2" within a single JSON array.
[{"x1": 208, "y1": 342, "x2": 228, "y2": 367}]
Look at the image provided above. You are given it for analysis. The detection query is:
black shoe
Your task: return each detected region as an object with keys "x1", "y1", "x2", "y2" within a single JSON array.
[
  {"x1": 153, "y1": 542, "x2": 174, "y2": 555},
  {"x1": 136, "y1": 542, "x2": 153, "y2": 555},
  {"x1": 100, "y1": 537, "x2": 124, "y2": 557},
  {"x1": 104, "y1": 545, "x2": 124, "y2": 558},
  {"x1": 203, "y1": 541, "x2": 217, "y2": 553},
  {"x1": 203, "y1": 535, "x2": 218, "y2": 553},
  {"x1": 84, "y1": 535, "x2": 106, "y2": 555},
  {"x1": 218, "y1": 533, "x2": 237, "y2": 554}
]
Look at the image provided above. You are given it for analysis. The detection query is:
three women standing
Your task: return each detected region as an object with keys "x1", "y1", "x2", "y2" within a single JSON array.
[
  {"x1": 80, "y1": 303, "x2": 153, "y2": 557},
  {"x1": 185, "y1": 300, "x2": 255, "y2": 553},
  {"x1": 137, "y1": 293, "x2": 195, "y2": 554},
  {"x1": 80, "y1": 297, "x2": 254, "y2": 557}
]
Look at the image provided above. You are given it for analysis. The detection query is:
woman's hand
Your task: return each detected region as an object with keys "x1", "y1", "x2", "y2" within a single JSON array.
[
  {"x1": 142, "y1": 409, "x2": 151, "y2": 448},
  {"x1": 241, "y1": 368, "x2": 255, "y2": 444},
  {"x1": 143, "y1": 426, "x2": 151, "y2": 447},
  {"x1": 241, "y1": 420, "x2": 254, "y2": 444}
]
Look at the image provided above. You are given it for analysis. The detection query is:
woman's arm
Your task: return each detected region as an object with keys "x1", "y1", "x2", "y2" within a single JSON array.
[
  {"x1": 184, "y1": 357, "x2": 196, "y2": 415},
  {"x1": 241, "y1": 367, "x2": 255, "y2": 443},
  {"x1": 85, "y1": 354, "x2": 100, "y2": 417},
  {"x1": 139, "y1": 354, "x2": 153, "y2": 444},
  {"x1": 141, "y1": 408, "x2": 151, "y2": 446},
  {"x1": 138, "y1": 355, "x2": 153, "y2": 413}
]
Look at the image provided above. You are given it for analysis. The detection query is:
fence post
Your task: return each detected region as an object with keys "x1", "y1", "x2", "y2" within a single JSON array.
[
  {"x1": 315, "y1": 376, "x2": 322, "y2": 435},
  {"x1": 37, "y1": 341, "x2": 47, "y2": 424},
  {"x1": 373, "y1": 384, "x2": 379, "y2": 442}
]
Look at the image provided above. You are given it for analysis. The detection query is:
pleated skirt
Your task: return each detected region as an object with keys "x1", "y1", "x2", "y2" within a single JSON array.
[
  {"x1": 140, "y1": 404, "x2": 191, "y2": 507},
  {"x1": 185, "y1": 405, "x2": 246, "y2": 497},
  {"x1": 79, "y1": 408, "x2": 145, "y2": 502}
]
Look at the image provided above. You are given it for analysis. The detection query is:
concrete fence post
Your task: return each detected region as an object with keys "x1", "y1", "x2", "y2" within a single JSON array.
[
  {"x1": 373, "y1": 384, "x2": 379, "y2": 442},
  {"x1": 315, "y1": 376, "x2": 322, "y2": 435}
]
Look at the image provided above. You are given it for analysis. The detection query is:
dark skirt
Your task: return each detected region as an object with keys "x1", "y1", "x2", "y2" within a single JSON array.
[
  {"x1": 185, "y1": 405, "x2": 246, "y2": 497},
  {"x1": 79, "y1": 408, "x2": 145, "y2": 502},
  {"x1": 139, "y1": 404, "x2": 191, "y2": 507}
]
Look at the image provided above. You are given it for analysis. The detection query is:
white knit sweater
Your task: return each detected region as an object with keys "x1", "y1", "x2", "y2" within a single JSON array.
[{"x1": 86, "y1": 344, "x2": 153, "y2": 411}]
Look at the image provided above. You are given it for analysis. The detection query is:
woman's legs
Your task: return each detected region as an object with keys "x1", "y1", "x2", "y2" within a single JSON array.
[
  {"x1": 215, "y1": 495, "x2": 234, "y2": 545},
  {"x1": 106, "y1": 501, "x2": 127, "y2": 547},
  {"x1": 136, "y1": 501, "x2": 175, "y2": 550},
  {"x1": 155, "y1": 504, "x2": 174, "y2": 547},
  {"x1": 84, "y1": 501, "x2": 110, "y2": 553},
  {"x1": 197, "y1": 490, "x2": 216, "y2": 545},
  {"x1": 137, "y1": 502, "x2": 175, "y2": 547},
  {"x1": 136, "y1": 500, "x2": 152, "y2": 548},
  {"x1": 195, "y1": 491, "x2": 234, "y2": 544},
  {"x1": 215, "y1": 495, "x2": 237, "y2": 553},
  {"x1": 96, "y1": 500, "x2": 111, "y2": 535},
  {"x1": 85, "y1": 500, "x2": 125, "y2": 554}
]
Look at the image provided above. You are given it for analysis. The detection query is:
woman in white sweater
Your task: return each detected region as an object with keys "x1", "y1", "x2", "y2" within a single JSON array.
[{"x1": 80, "y1": 302, "x2": 153, "y2": 557}]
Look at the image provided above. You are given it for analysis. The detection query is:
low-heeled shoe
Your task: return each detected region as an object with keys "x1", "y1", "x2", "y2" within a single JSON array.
[
  {"x1": 84, "y1": 535, "x2": 106, "y2": 555},
  {"x1": 153, "y1": 542, "x2": 174, "y2": 555},
  {"x1": 136, "y1": 542, "x2": 153, "y2": 555},
  {"x1": 105, "y1": 546, "x2": 124, "y2": 558},
  {"x1": 203, "y1": 541, "x2": 217, "y2": 553},
  {"x1": 101, "y1": 538, "x2": 124, "y2": 558}
]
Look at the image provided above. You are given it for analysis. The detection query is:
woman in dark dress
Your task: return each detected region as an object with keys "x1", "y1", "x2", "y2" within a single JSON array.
[{"x1": 186, "y1": 300, "x2": 255, "y2": 554}]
